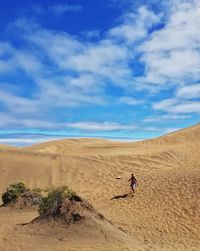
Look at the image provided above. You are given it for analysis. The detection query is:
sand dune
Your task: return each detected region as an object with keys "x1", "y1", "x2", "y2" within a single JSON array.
[
  {"x1": 0, "y1": 144, "x2": 17, "y2": 150},
  {"x1": 0, "y1": 123, "x2": 200, "y2": 250}
]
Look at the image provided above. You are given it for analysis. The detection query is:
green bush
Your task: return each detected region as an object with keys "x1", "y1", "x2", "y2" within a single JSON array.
[
  {"x1": 38, "y1": 186, "x2": 76, "y2": 216},
  {"x1": 2, "y1": 182, "x2": 27, "y2": 205}
]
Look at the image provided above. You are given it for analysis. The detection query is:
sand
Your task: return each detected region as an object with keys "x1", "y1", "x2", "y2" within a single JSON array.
[{"x1": 0, "y1": 123, "x2": 200, "y2": 250}]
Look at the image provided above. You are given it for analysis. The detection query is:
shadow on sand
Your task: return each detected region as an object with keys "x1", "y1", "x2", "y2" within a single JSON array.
[{"x1": 111, "y1": 193, "x2": 134, "y2": 200}]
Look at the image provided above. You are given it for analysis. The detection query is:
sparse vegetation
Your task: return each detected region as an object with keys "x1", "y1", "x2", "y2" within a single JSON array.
[
  {"x1": 1, "y1": 182, "x2": 43, "y2": 208},
  {"x1": 16, "y1": 190, "x2": 43, "y2": 208},
  {"x1": 1, "y1": 182, "x2": 27, "y2": 205},
  {"x1": 1, "y1": 183, "x2": 84, "y2": 222},
  {"x1": 38, "y1": 185, "x2": 77, "y2": 216},
  {"x1": 1, "y1": 182, "x2": 104, "y2": 227}
]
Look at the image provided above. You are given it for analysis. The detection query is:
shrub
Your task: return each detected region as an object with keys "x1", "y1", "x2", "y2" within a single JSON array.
[
  {"x1": 2, "y1": 182, "x2": 27, "y2": 205},
  {"x1": 18, "y1": 191, "x2": 43, "y2": 207},
  {"x1": 38, "y1": 186, "x2": 76, "y2": 216},
  {"x1": 9, "y1": 182, "x2": 27, "y2": 193}
]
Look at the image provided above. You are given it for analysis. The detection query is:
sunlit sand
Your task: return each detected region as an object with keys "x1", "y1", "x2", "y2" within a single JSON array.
[{"x1": 0, "y1": 124, "x2": 199, "y2": 251}]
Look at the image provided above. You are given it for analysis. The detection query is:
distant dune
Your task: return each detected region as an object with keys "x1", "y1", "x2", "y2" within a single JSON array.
[
  {"x1": 0, "y1": 123, "x2": 200, "y2": 251},
  {"x1": 0, "y1": 144, "x2": 17, "y2": 150}
]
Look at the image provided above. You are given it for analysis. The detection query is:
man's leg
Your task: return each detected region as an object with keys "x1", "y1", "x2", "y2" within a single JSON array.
[{"x1": 133, "y1": 184, "x2": 136, "y2": 193}]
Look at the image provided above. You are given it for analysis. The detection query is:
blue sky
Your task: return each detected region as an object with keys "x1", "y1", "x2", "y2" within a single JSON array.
[{"x1": 0, "y1": 0, "x2": 199, "y2": 145}]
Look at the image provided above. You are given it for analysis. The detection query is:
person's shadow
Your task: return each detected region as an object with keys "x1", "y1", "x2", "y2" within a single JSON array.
[{"x1": 111, "y1": 193, "x2": 133, "y2": 200}]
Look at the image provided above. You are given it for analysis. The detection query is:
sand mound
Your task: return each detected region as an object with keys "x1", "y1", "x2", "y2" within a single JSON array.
[
  {"x1": 1, "y1": 190, "x2": 42, "y2": 210},
  {"x1": 8, "y1": 191, "x2": 42, "y2": 210},
  {"x1": 29, "y1": 187, "x2": 130, "y2": 243},
  {"x1": 12, "y1": 193, "x2": 138, "y2": 251},
  {"x1": 34, "y1": 196, "x2": 102, "y2": 223}
]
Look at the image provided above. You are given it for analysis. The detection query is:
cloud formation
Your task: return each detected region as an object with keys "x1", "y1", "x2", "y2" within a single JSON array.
[
  {"x1": 109, "y1": 6, "x2": 161, "y2": 43},
  {"x1": 67, "y1": 121, "x2": 137, "y2": 131},
  {"x1": 139, "y1": 0, "x2": 200, "y2": 88},
  {"x1": 0, "y1": 0, "x2": 199, "y2": 136},
  {"x1": 177, "y1": 84, "x2": 200, "y2": 99}
]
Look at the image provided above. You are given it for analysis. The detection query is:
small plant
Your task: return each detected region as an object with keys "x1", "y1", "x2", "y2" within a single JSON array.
[
  {"x1": 38, "y1": 186, "x2": 76, "y2": 216},
  {"x1": 2, "y1": 182, "x2": 27, "y2": 205}
]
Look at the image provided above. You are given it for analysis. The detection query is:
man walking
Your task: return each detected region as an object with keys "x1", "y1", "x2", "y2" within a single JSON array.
[{"x1": 128, "y1": 174, "x2": 138, "y2": 193}]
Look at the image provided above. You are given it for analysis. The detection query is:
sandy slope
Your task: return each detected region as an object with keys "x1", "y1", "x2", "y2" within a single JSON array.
[
  {"x1": 0, "y1": 123, "x2": 200, "y2": 250},
  {"x1": 0, "y1": 145, "x2": 17, "y2": 150}
]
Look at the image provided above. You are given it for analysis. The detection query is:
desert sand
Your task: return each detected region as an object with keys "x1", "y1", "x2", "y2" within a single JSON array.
[{"x1": 0, "y1": 123, "x2": 200, "y2": 251}]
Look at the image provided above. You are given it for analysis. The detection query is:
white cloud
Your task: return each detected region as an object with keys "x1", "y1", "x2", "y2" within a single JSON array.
[
  {"x1": 177, "y1": 84, "x2": 200, "y2": 99},
  {"x1": 0, "y1": 40, "x2": 45, "y2": 76},
  {"x1": 153, "y1": 98, "x2": 200, "y2": 114},
  {"x1": 14, "y1": 51, "x2": 44, "y2": 76},
  {"x1": 70, "y1": 41, "x2": 127, "y2": 72},
  {"x1": 0, "y1": 109, "x2": 138, "y2": 134},
  {"x1": 144, "y1": 114, "x2": 190, "y2": 122},
  {"x1": 139, "y1": 0, "x2": 200, "y2": 87},
  {"x1": 152, "y1": 83, "x2": 200, "y2": 116},
  {"x1": 0, "y1": 24, "x2": 109, "y2": 110},
  {"x1": 0, "y1": 90, "x2": 39, "y2": 114},
  {"x1": 37, "y1": 77, "x2": 108, "y2": 107},
  {"x1": 10, "y1": 18, "x2": 135, "y2": 103},
  {"x1": 0, "y1": 112, "x2": 62, "y2": 129},
  {"x1": 48, "y1": 4, "x2": 82, "y2": 15},
  {"x1": 26, "y1": 27, "x2": 84, "y2": 70},
  {"x1": 67, "y1": 122, "x2": 137, "y2": 131},
  {"x1": 6, "y1": 9, "x2": 161, "y2": 99},
  {"x1": 140, "y1": 50, "x2": 200, "y2": 86},
  {"x1": 171, "y1": 102, "x2": 200, "y2": 113},
  {"x1": 109, "y1": 6, "x2": 161, "y2": 43},
  {"x1": 119, "y1": 96, "x2": 143, "y2": 105}
]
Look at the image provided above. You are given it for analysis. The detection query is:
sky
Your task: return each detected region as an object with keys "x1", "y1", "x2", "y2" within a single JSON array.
[{"x1": 0, "y1": 0, "x2": 199, "y2": 145}]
